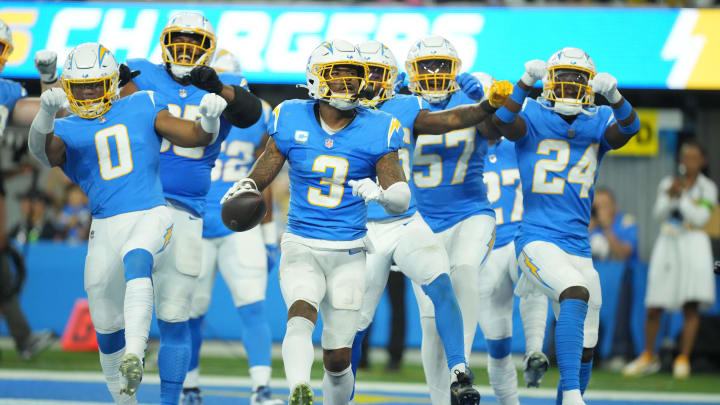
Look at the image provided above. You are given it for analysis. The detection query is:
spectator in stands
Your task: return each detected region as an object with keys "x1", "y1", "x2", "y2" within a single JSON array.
[
  {"x1": 10, "y1": 189, "x2": 58, "y2": 244},
  {"x1": 56, "y1": 183, "x2": 90, "y2": 243},
  {"x1": 623, "y1": 140, "x2": 717, "y2": 379}
]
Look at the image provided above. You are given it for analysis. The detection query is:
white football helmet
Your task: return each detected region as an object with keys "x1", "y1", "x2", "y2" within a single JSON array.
[
  {"x1": 61, "y1": 43, "x2": 119, "y2": 119},
  {"x1": 305, "y1": 40, "x2": 367, "y2": 111},
  {"x1": 160, "y1": 12, "x2": 216, "y2": 79},
  {"x1": 357, "y1": 40, "x2": 398, "y2": 105},
  {"x1": 212, "y1": 48, "x2": 241, "y2": 73},
  {"x1": 406, "y1": 35, "x2": 461, "y2": 104},
  {"x1": 0, "y1": 18, "x2": 14, "y2": 73},
  {"x1": 541, "y1": 47, "x2": 597, "y2": 116}
]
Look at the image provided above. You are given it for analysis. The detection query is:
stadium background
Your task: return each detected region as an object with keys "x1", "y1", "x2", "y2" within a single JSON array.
[{"x1": 1, "y1": 1, "x2": 719, "y2": 403}]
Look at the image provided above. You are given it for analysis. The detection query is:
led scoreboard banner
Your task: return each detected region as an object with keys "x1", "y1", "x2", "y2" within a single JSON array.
[{"x1": 1, "y1": 3, "x2": 719, "y2": 89}]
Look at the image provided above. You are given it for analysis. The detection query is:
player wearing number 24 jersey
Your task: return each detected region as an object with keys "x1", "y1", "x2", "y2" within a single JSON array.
[
  {"x1": 491, "y1": 47, "x2": 639, "y2": 405},
  {"x1": 27, "y1": 43, "x2": 225, "y2": 404}
]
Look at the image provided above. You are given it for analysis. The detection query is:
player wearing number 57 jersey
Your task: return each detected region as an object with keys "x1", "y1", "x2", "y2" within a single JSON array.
[
  {"x1": 221, "y1": 40, "x2": 410, "y2": 405},
  {"x1": 27, "y1": 43, "x2": 225, "y2": 405},
  {"x1": 492, "y1": 47, "x2": 640, "y2": 405},
  {"x1": 120, "y1": 12, "x2": 261, "y2": 404}
]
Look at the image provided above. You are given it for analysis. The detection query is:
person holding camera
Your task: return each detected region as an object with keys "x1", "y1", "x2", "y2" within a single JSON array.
[{"x1": 623, "y1": 140, "x2": 717, "y2": 379}]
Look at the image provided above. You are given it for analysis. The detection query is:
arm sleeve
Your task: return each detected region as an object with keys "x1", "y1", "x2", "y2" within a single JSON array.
[
  {"x1": 679, "y1": 179, "x2": 718, "y2": 228},
  {"x1": 653, "y1": 176, "x2": 679, "y2": 221}
]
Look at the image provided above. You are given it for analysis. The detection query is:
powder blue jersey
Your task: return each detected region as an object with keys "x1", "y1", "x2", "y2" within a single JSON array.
[
  {"x1": 203, "y1": 100, "x2": 271, "y2": 238},
  {"x1": 0, "y1": 78, "x2": 27, "y2": 135},
  {"x1": 515, "y1": 98, "x2": 616, "y2": 257},
  {"x1": 366, "y1": 94, "x2": 428, "y2": 221},
  {"x1": 126, "y1": 59, "x2": 243, "y2": 217},
  {"x1": 411, "y1": 91, "x2": 493, "y2": 232},
  {"x1": 54, "y1": 91, "x2": 167, "y2": 218},
  {"x1": 270, "y1": 99, "x2": 403, "y2": 241},
  {"x1": 483, "y1": 139, "x2": 523, "y2": 249}
]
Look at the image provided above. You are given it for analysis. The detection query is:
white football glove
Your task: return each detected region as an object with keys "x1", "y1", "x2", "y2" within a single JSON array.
[
  {"x1": 40, "y1": 88, "x2": 67, "y2": 115},
  {"x1": 589, "y1": 72, "x2": 622, "y2": 104},
  {"x1": 520, "y1": 59, "x2": 547, "y2": 87},
  {"x1": 199, "y1": 93, "x2": 227, "y2": 136},
  {"x1": 221, "y1": 178, "x2": 258, "y2": 205},
  {"x1": 34, "y1": 50, "x2": 58, "y2": 83},
  {"x1": 348, "y1": 178, "x2": 382, "y2": 204}
]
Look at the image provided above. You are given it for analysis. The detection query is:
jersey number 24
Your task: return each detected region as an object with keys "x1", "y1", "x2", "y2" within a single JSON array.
[{"x1": 532, "y1": 140, "x2": 598, "y2": 198}]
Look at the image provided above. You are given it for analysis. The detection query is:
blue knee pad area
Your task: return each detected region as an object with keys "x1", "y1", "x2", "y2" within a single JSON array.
[
  {"x1": 555, "y1": 299, "x2": 588, "y2": 393},
  {"x1": 97, "y1": 329, "x2": 125, "y2": 355},
  {"x1": 487, "y1": 337, "x2": 512, "y2": 359},
  {"x1": 157, "y1": 320, "x2": 191, "y2": 405},
  {"x1": 123, "y1": 249, "x2": 153, "y2": 282},
  {"x1": 188, "y1": 316, "x2": 205, "y2": 371},
  {"x1": 237, "y1": 301, "x2": 271, "y2": 367},
  {"x1": 422, "y1": 274, "x2": 465, "y2": 369}
]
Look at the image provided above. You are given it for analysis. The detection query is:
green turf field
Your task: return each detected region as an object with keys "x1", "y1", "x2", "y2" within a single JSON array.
[{"x1": 1, "y1": 348, "x2": 719, "y2": 394}]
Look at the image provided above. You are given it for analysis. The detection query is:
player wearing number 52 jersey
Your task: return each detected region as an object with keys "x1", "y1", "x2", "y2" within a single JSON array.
[
  {"x1": 480, "y1": 137, "x2": 549, "y2": 405},
  {"x1": 352, "y1": 40, "x2": 512, "y2": 405},
  {"x1": 492, "y1": 47, "x2": 640, "y2": 405},
  {"x1": 120, "y1": 13, "x2": 261, "y2": 404},
  {"x1": 221, "y1": 39, "x2": 410, "y2": 405},
  {"x1": 27, "y1": 43, "x2": 225, "y2": 405}
]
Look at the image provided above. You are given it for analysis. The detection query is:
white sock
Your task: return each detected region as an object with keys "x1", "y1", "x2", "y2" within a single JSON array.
[
  {"x1": 420, "y1": 316, "x2": 451, "y2": 405},
  {"x1": 562, "y1": 389, "x2": 584, "y2": 405},
  {"x1": 488, "y1": 354, "x2": 519, "y2": 405},
  {"x1": 282, "y1": 316, "x2": 315, "y2": 389},
  {"x1": 184, "y1": 367, "x2": 199, "y2": 389},
  {"x1": 123, "y1": 277, "x2": 153, "y2": 359},
  {"x1": 321, "y1": 366, "x2": 354, "y2": 405},
  {"x1": 450, "y1": 264, "x2": 480, "y2": 359},
  {"x1": 520, "y1": 294, "x2": 548, "y2": 354},
  {"x1": 250, "y1": 365, "x2": 272, "y2": 391},
  {"x1": 100, "y1": 347, "x2": 138, "y2": 405}
]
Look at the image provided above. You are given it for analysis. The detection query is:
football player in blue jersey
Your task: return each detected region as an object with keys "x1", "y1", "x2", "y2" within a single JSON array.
[
  {"x1": 27, "y1": 43, "x2": 226, "y2": 405},
  {"x1": 491, "y1": 47, "x2": 640, "y2": 405},
  {"x1": 221, "y1": 39, "x2": 412, "y2": 405},
  {"x1": 181, "y1": 49, "x2": 282, "y2": 405},
  {"x1": 119, "y1": 13, "x2": 262, "y2": 404},
  {"x1": 350, "y1": 40, "x2": 510, "y2": 405}
]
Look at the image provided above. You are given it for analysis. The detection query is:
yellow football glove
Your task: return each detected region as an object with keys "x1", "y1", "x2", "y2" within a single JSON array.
[{"x1": 487, "y1": 80, "x2": 514, "y2": 108}]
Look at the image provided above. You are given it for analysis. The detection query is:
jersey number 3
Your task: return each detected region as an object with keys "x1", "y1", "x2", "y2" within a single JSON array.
[
  {"x1": 308, "y1": 155, "x2": 349, "y2": 208},
  {"x1": 532, "y1": 140, "x2": 598, "y2": 198},
  {"x1": 95, "y1": 124, "x2": 133, "y2": 180}
]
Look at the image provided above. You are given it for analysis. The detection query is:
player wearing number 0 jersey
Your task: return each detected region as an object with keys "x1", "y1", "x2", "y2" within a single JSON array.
[
  {"x1": 27, "y1": 43, "x2": 225, "y2": 405},
  {"x1": 492, "y1": 47, "x2": 640, "y2": 405},
  {"x1": 351, "y1": 40, "x2": 510, "y2": 405},
  {"x1": 121, "y1": 13, "x2": 261, "y2": 405},
  {"x1": 220, "y1": 39, "x2": 411, "y2": 405},
  {"x1": 481, "y1": 137, "x2": 549, "y2": 405}
]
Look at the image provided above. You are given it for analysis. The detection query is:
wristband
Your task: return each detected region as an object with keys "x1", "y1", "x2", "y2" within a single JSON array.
[
  {"x1": 618, "y1": 114, "x2": 640, "y2": 135},
  {"x1": 495, "y1": 106, "x2": 517, "y2": 124},
  {"x1": 612, "y1": 99, "x2": 632, "y2": 121},
  {"x1": 509, "y1": 85, "x2": 530, "y2": 105}
]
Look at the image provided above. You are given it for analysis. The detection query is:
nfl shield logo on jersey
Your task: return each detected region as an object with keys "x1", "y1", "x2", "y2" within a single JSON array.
[
  {"x1": 325, "y1": 138, "x2": 334, "y2": 149},
  {"x1": 179, "y1": 88, "x2": 187, "y2": 98}
]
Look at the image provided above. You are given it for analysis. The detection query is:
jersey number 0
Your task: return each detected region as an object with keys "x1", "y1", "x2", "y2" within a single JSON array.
[{"x1": 95, "y1": 124, "x2": 133, "y2": 180}]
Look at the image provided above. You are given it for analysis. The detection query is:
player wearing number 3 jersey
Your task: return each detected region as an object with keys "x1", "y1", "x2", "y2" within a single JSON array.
[
  {"x1": 491, "y1": 47, "x2": 640, "y2": 405},
  {"x1": 120, "y1": 13, "x2": 261, "y2": 404},
  {"x1": 221, "y1": 39, "x2": 410, "y2": 405},
  {"x1": 27, "y1": 43, "x2": 225, "y2": 405}
]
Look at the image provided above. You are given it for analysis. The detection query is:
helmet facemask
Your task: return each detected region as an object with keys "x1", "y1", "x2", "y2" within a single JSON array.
[
  {"x1": 161, "y1": 28, "x2": 215, "y2": 79},
  {"x1": 407, "y1": 56, "x2": 459, "y2": 104},
  {"x1": 62, "y1": 74, "x2": 118, "y2": 119},
  {"x1": 543, "y1": 66, "x2": 595, "y2": 116},
  {"x1": 0, "y1": 39, "x2": 12, "y2": 73},
  {"x1": 364, "y1": 62, "x2": 397, "y2": 105},
  {"x1": 311, "y1": 61, "x2": 367, "y2": 111}
]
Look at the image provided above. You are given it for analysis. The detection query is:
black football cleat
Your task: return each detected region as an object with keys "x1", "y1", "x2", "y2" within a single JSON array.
[{"x1": 450, "y1": 368, "x2": 481, "y2": 405}]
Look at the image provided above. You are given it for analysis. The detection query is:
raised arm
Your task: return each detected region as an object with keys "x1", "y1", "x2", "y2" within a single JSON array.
[
  {"x1": 189, "y1": 66, "x2": 262, "y2": 129},
  {"x1": 27, "y1": 88, "x2": 67, "y2": 167},
  {"x1": 588, "y1": 73, "x2": 640, "y2": 149},
  {"x1": 154, "y1": 93, "x2": 226, "y2": 147},
  {"x1": 491, "y1": 60, "x2": 549, "y2": 141}
]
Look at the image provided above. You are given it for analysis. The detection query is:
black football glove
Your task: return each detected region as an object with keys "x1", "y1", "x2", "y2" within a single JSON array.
[
  {"x1": 118, "y1": 64, "x2": 140, "y2": 88},
  {"x1": 190, "y1": 65, "x2": 224, "y2": 94}
]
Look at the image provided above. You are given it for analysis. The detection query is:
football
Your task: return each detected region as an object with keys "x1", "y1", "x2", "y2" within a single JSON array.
[{"x1": 221, "y1": 189, "x2": 267, "y2": 232}]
